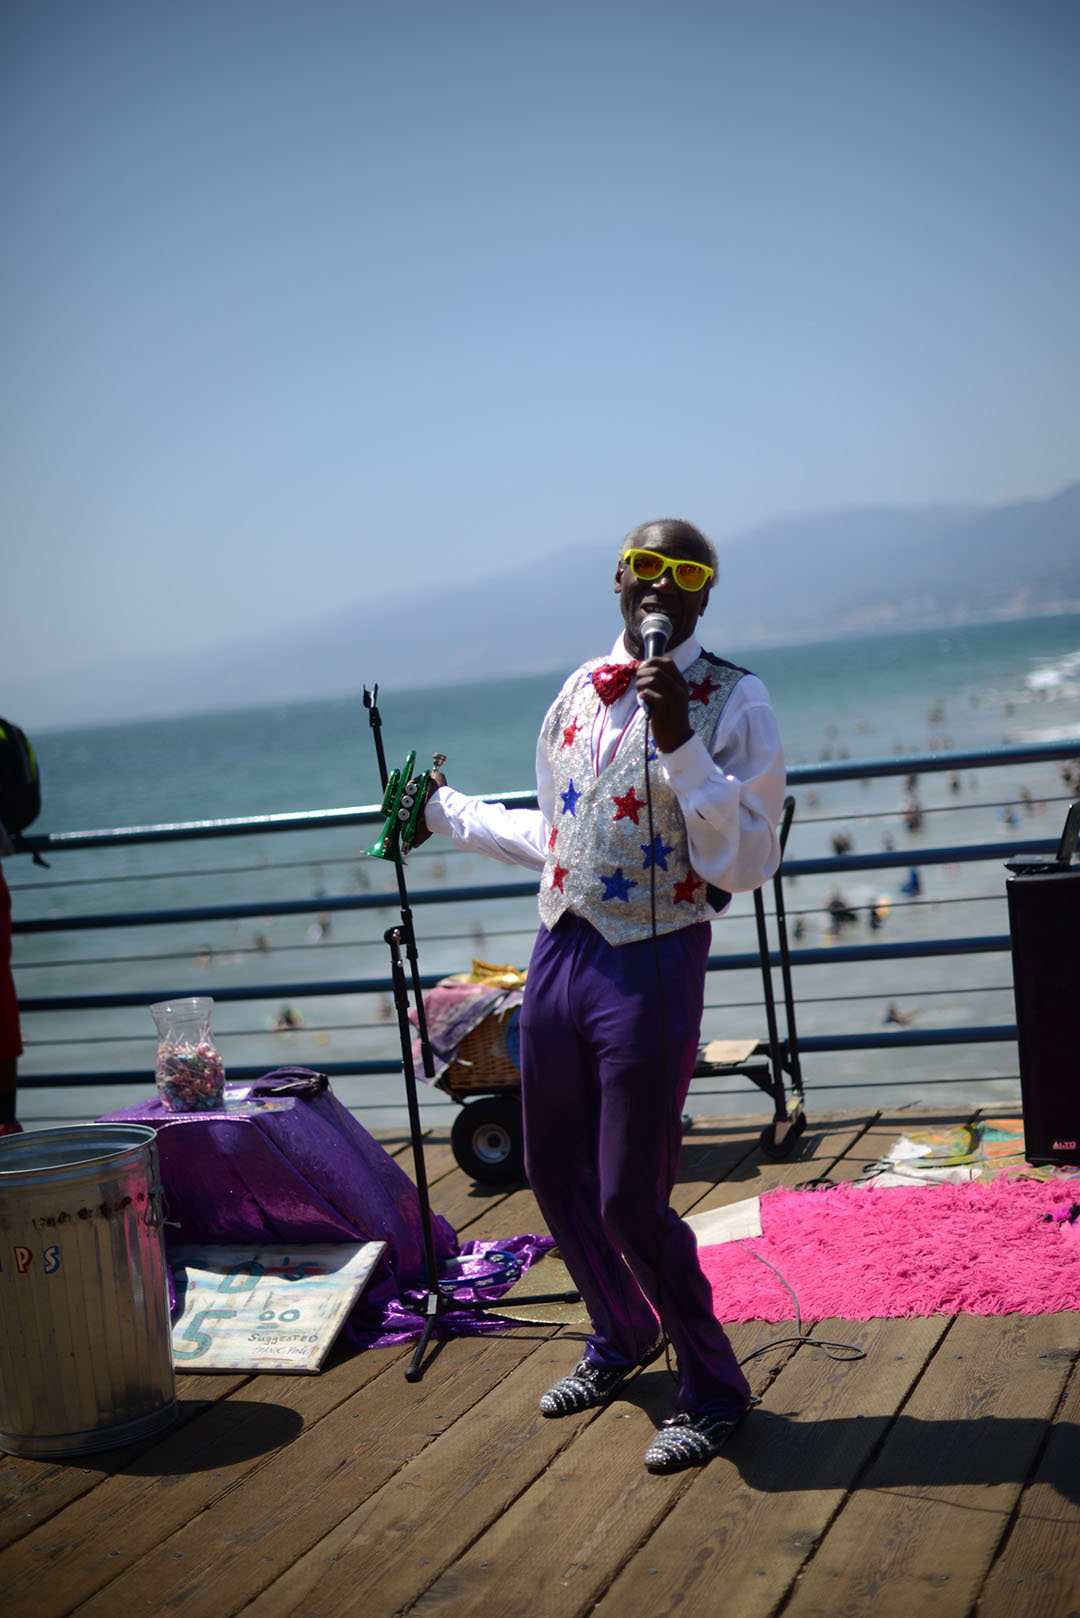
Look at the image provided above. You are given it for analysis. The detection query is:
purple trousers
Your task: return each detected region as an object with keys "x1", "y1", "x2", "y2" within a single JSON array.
[{"x1": 518, "y1": 913, "x2": 751, "y2": 1420}]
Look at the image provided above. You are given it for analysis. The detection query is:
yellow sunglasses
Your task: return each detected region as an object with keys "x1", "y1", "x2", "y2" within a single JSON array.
[{"x1": 621, "y1": 548, "x2": 715, "y2": 593}]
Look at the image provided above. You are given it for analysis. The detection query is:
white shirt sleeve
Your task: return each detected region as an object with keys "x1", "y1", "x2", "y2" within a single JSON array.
[
  {"x1": 424, "y1": 784, "x2": 550, "y2": 871},
  {"x1": 659, "y1": 675, "x2": 786, "y2": 893}
]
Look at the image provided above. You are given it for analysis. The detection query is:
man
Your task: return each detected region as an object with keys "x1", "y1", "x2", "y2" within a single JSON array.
[{"x1": 421, "y1": 518, "x2": 785, "y2": 1472}]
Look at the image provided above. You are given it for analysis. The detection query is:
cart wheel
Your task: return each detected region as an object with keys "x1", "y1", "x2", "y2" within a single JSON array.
[
  {"x1": 451, "y1": 1095, "x2": 525, "y2": 1184},
  {"x1": 759, "y1": 1110, "x2": 807, "y2": 1160}
]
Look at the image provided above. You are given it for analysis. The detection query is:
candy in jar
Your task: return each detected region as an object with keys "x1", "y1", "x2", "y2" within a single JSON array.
[{"x1": 149, "y1": 997, "x2": 226, "y2": 1111}]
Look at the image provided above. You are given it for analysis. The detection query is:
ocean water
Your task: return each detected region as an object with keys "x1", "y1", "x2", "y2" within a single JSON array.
[
  {"x1": 29, "y1": 612, "x2": 1080, "y2": 832},
  {"x1": 11, "y1": 612, "x2": 1080, "y2": 1131}
]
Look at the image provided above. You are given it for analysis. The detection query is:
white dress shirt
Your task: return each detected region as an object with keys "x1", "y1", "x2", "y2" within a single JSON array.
[{"x1": 425, "y1": 633, "x2": 786, "y2": 909}]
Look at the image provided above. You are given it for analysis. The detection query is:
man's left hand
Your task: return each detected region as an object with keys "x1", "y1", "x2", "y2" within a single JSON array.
[
  {"x1": 408, "y1": 768, "x2": 446, "y2": 849},
  {"x1": 634, "y1": 658, "x2": 693, "y2": 753}
]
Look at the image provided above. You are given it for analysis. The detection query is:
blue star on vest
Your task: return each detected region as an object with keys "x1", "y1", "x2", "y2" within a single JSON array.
[
  {"x1": 641, "y1": 833, "x2": 675, "y2": 871},
  {"x1": 600, "y1": 867, "x2": 638, "y2": 902},
  {"x1": 560, "y1": 779, "x2": 582, "y2": 816}
]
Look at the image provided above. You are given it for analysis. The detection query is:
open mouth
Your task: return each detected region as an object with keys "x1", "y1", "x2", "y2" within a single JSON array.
[{"x1": 638, "y1": 601, "x2": 675, "y2": 625}]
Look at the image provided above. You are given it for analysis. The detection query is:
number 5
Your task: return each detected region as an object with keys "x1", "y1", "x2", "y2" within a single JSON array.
[{"x1": 175, "y1": 1307, "x2": 236, "y2": 1358}]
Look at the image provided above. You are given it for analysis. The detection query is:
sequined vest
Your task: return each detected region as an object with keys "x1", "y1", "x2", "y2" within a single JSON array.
[{"x1": 537, "y1": 652, "x2": 747, "y2": 945}]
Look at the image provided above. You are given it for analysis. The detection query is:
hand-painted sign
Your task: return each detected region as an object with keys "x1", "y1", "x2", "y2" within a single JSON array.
[{"x1": 168, "y1": 1241, "x2": 385, "y2": 1373}]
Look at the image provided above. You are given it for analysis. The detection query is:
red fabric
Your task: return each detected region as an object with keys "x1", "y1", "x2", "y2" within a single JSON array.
[
  {"x1": 590, "y1": 661, "x2": 640, "y2": 705},
  {"x1": 0, "y1": 866, "x2": 22, "y2": 1061}
]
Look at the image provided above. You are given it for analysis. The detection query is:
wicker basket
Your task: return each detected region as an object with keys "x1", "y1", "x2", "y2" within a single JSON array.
[{"x1": 438, "y1": 1004, "x2": 522, "y2": 1099}]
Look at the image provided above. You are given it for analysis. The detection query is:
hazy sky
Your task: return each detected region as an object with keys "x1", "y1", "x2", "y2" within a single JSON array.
[{"x1": 2, "y1": 0, "x2": 1078, "y2": 693}]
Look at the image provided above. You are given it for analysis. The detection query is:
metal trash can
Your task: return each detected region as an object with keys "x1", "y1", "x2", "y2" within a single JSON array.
[
  {"x1": 0, "y1": 1124, "x2": 178, "y2": 1458},
  {"x1": 1006, "y1": 801, "x2": 1080, "y2": 1167}
]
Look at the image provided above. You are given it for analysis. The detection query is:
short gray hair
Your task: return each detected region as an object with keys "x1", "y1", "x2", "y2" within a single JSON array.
[{"x1": 620, "y1": 518, "x2": 718, "y2": 574}]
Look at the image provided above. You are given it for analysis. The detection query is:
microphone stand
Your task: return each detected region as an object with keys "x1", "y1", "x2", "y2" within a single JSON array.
[{"x1": 363, "y1": 685, "x2": 579, "y2": 1382}]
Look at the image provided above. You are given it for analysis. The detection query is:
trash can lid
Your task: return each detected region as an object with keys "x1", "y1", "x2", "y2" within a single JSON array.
[{"x1": 0, "y1": 1124, "x2": 159, "y2": 1177}]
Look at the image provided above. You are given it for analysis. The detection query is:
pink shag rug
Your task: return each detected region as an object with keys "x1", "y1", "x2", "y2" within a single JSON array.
[{"x1": 698, "y1": 1178, "x2": 1080, "y2": 1322}]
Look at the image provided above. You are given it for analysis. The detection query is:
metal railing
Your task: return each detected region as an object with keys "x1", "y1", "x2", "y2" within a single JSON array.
[{"x1": 9, "y1": 737, "x2": 1078, "y2": 1114}]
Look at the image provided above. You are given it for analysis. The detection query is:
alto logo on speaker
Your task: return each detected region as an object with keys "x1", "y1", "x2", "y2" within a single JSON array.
[{"x1": 1052, "y1": 1140, "x2": 1077, "y2": 1151}]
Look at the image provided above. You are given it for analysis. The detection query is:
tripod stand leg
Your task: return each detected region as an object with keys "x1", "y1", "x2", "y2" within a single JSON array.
[
  {"x1": 405, "y1": 1294, "x2": 442, "y2": 1382},
  {"x1": 385, "y1": 926, "x2": 441, "y2": 1293}
]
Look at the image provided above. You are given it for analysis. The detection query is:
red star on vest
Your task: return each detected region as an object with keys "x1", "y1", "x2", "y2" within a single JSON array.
[
  {"x1": 673, "y1": 873, "x2": 701, "y2": 904},
  {"x1": 548, "y1": 825, "x2": 558, "y2": 850},
  {"x1": 561, "y1": 718, "x2": 582, "y2": 748},
  {"x1": 688, "y1": 675, "x2": 722, "y2": 704},
  {"x1": 551, "y1": 863, "x2": 569, "y2": 893},
  {"x1": 611, "y1": 786, "x2": 643, "y2": 824}
]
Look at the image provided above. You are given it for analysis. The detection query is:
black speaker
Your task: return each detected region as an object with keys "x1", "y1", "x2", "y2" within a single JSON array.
[{"x1": 1007, "y1": 857, "x2": 1080, "y2": 1166}]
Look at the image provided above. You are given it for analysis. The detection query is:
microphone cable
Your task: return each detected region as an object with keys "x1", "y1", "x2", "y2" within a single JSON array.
[
  {"x1": 733, "y1": 1243, "x2": 866, "y2": 1366},
  {"x1": 639, "y1": 667, "x2": 865, "y2": 1397},
  {"x1": 636, "y1": 613, "x2": 687, "y2": 1388},
  {"x1": 647, "y1": 734, "x2": 867, "y2": 1378},
  {"x1": 640, "y1": 700, "x2": 680, "y2": 1388}
]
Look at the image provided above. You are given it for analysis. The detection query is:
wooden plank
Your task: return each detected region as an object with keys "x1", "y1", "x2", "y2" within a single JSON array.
[
  {"x1": 0, "y1": 1371, "x2": 250, "y2": 1552},
  {"x1": 396, "y1": 1313, "x2": 829, "y2": 1618},
  {"x1": 234, "y1": 1328, "x2": 665, "y2": 1618},
  {"x1": 319, "y1": 1319, "x2": 796, "y2": 1618},
  {"x1": 782, "y1": 1310, "x2": 1080, "y2": 1618},
  {"x1": 60, "y1": 1331, "x2": 555, "y2": 1618},
  {"x1": 370, "y1": 1128, "x2": 415, "y2": 1157},
  {"x1": 973, "y1": 1326, "x2": 1080, "y2": 1618},
  {"x1": 427, "y1": 1174, "x2": 520, "y2": 1237},
  {"x1": 2, "y1": 1345, "x2": 404, "y2": 1618},
  {"x1": 686, "y1": 1111, "x2": 878, "y2": 1216},
  {"x1": 452, "y1": 1180, "x2": 549, "y2": 1243},
  {"x1": 591, "y1": 1314, "x2": 950, "y2": 1618},
  {"x1": 672, "y1": 1119, "x2": 764, "y2": 1214},
  {"x1": 390, "y1": 1127, "x2": 460, "y2": 1187}
]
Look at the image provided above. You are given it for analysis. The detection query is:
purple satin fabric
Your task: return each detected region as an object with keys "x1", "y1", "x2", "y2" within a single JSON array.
[{"x1": 104, "y1": 1070, "x2": 552, "y2": 1348}]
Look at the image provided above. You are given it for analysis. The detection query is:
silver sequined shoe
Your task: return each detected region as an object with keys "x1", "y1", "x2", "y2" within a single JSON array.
[
  {"x1": 643, "y1": 1409, "x2": 742, "y2": 1472},
  {"x1": 538, "y1": 1338, "x2": 664, "y2": 1418}
]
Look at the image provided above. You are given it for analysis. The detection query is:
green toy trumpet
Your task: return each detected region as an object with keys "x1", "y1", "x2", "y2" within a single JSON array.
[{"x1": 364, "y1": 750, "x2": 445, "y2": 863}]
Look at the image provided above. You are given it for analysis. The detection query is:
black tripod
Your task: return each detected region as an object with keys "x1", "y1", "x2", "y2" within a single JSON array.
[{"x1": 363, "y1": 686, "x2": 578, "y2": 1381}]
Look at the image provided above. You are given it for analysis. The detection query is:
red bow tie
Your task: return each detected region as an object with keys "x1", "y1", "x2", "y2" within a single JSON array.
[{"x1": 591, "y1": 661, "x2": 640, "y2": 706}]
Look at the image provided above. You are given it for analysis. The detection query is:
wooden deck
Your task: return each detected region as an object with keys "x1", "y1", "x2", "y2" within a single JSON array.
[{"x1": 3, "y1": 1106, "x2": 1079, "y2": 1618}]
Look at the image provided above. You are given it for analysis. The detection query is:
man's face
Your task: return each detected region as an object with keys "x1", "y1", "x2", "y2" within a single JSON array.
[{"x1": 615, "y1": 526, "x2": 713, "y2": 657}]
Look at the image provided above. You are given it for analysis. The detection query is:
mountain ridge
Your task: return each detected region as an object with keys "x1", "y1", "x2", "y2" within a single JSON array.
[{"x1": 11, "y1": 482, "x2": 1079, "y2": 729}]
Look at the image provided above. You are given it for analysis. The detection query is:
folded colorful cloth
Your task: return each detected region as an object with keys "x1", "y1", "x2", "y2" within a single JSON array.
[{"x1": 409, "y1": 979, "x2": 522, "y2": 1081}]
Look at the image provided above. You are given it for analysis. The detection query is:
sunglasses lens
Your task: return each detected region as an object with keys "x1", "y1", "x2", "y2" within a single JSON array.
[
  {"x1": 674, "y1": 562, "x2": 709, "y2": 590},
  {"x1": 628, "y1": 550, "x2": 664, "y2": 580},
  {"x1": 625, "y1": 548, "x2": 712, "y2": 590}
]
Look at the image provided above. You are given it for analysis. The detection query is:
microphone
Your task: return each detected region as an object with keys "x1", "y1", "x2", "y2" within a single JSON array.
[
  {"x1": 640, "y1": 613, "x2": 673, "y2": 660},
  {"x1": 637, "y1": 612, "x2": 674, "y2": 715}
]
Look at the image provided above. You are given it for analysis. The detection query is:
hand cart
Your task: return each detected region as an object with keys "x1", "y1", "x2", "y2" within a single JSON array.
[{"x1": 691, "y1": 794, "x2": 806, "y2": 1158}]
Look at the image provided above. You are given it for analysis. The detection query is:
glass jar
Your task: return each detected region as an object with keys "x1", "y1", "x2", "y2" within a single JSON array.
[{"x1": 149, "y1": 997, "x2": 226, "y2": 1112}]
